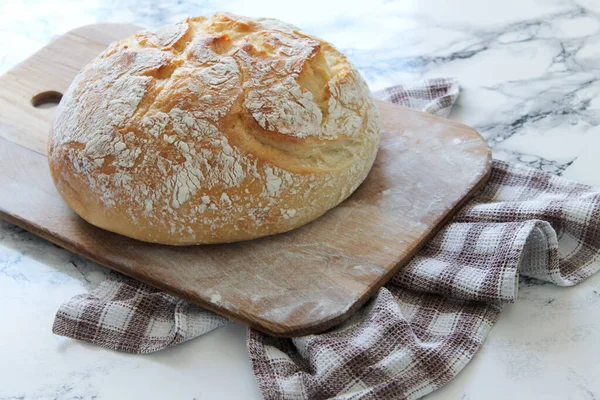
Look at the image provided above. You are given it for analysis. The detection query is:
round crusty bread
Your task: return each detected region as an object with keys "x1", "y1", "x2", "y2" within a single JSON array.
[{"x1": 48, "y1": 13, "x2": 381, "y2": 245}]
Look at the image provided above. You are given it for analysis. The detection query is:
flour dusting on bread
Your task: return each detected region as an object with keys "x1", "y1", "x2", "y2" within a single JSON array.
[{"x1": 49, "y1": 13, "x2": 381, "y2": 245}]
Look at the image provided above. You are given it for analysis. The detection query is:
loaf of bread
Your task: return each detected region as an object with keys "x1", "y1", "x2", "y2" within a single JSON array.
[{"x1": 48, "y1": 13, "x2": 381, "y2": 245}]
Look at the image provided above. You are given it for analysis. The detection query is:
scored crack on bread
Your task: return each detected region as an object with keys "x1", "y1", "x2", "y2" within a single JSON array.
[{"x1": 48, "y1": 13, "x2": 381, "y2": 245}]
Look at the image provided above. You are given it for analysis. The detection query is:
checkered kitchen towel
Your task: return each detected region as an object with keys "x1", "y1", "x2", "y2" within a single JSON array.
[{"x1": 53, "y1": 78, "x2": 600, "y2": 399}]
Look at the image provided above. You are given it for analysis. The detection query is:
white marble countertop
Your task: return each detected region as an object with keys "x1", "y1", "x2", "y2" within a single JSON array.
[{"x1": 1, "y1": 0, "x2": 600, "y2": 399}]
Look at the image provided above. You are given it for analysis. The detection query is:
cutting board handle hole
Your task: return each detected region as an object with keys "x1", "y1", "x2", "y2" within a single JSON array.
[{"x1": 31, "y1": 91, "x2": 63, "y2": 108}]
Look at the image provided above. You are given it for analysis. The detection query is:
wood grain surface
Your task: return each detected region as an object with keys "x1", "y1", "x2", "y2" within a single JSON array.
[{"x1": 0, "y1": 24, "x2": 491, "y2": 336}]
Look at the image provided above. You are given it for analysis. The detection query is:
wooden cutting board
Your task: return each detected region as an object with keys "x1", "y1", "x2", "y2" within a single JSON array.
[{"x1": 0, "y1": 24, "x2": 491, "y2": 337}]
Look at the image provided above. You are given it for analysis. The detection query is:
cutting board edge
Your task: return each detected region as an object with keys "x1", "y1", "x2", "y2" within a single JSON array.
[{"x1": 0, "y1": 141, "x2": 492, "y2": 337}]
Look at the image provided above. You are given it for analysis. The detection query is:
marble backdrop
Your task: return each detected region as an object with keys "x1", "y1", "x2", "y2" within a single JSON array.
[{"x1": 1, "y1": 0, "x2": 599, "y2": 399}]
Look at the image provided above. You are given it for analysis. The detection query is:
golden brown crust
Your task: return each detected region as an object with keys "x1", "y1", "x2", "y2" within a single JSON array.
[{"x1": 48, "y1": 13, "x2": 381, "y2": 245}]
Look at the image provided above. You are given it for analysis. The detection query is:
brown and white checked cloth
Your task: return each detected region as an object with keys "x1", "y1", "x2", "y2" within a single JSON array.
[{"x1": 53, "y1": 78, "x2": 600, "y2": 400}]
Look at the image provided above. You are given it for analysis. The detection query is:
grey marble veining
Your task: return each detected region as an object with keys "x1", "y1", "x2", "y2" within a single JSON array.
[{"x1": 1, "y1": 0, "x2": 600, "y2": 399}]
